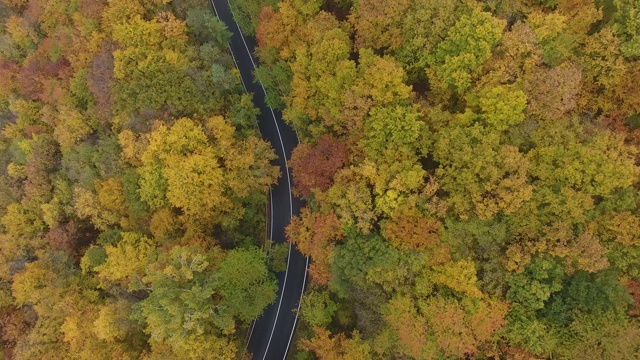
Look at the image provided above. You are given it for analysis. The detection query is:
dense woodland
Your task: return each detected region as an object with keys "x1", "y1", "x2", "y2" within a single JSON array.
[
  {"x1": 230, "y1": 0, "x2": 640, "y2": 359},
  {"x1": 2, "y1": 0, "x2": 640, "y2": 359},
  {"x1": 0, "y1": 0, "x2": 284, "y2": 358}
]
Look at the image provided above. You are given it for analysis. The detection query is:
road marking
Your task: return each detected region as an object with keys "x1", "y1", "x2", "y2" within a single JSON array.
[
  {"x1": 284, "y1": 255, "x2": 309, "y2": 357},
  {"x1": 209, "y1": 1, "x2": 309, "y2": 358},
  {"x1": 270, "y1": 189, "x2": 274, "y2": 242},
  {"x1": 218, "y1": 3, "x2": 298, "y2": 360}
]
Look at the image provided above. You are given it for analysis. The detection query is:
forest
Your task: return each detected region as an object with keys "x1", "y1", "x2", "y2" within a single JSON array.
[
  {"x1": 0, "y1": 0, "x2": 640, "y2": 359},
  {"x1": 0, "y1": 0, "x2": 284, "y2": 358},
  {"x1": 233, "y1": 0, "x2": 640, "y2": 359}
]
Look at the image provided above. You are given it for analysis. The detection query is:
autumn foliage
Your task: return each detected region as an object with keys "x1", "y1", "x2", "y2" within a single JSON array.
[
  {"x1": 0, "y1": 0, "x2": 279, "y2": 358},
  {"x1": 289, "y1": 134, "x2": 348, "y2": 197},
  {"x1": 251, "y1": 0, "x2": 640, "y2": 358}
]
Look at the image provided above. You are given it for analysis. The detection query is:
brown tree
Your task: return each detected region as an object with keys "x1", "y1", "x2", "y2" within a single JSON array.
[
  {"x1": 286, "y1": 208, "x2": 343, "y2": 285},
  {"x1": 289, "y1": 134, "x2": 348, "y2": 197}
]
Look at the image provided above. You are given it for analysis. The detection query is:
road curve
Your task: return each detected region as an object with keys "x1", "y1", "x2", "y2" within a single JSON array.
[{"x1": 208, "y1": 1, "x2": 309, "y2": 359}]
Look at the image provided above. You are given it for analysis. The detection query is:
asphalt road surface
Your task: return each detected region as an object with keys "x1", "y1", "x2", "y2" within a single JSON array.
[{"x1": 209, "y1": 1, "x2": 309, "y2": 359}]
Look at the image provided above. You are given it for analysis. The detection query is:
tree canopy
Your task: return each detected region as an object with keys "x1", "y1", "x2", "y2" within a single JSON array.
[
  {"x1": 0, "y1": 0, "x2": 280, "y2": 358},
  {"x1": 247, "y1": 0, "x2": 640, "y2": 358}
]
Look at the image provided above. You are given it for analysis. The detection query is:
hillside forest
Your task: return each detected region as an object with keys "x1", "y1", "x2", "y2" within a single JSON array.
[
  {"x1": 232, "y1": 0, "x2": 640, "y2": 359},
  {"x1": 1, "y1": 0, "x2": 640, "y2": 359}
]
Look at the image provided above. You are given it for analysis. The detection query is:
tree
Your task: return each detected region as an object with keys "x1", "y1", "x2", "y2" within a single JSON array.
[
  {"x1": 136, "y1": 245, "x2": 224, "y2": 341},
  {"x1": 421, "y1": 296, "x2": 508, "y2": 358},
  {"x1": 384, "y1": 294, "x2": 508, "y2": 359},
  {"x1": 229, "y1": 0, "x2": 279, "y2": 35},
  {"x1": 579, "y1": 28, "x2": 626, "y2": 114},
  {"x1": 359, "y1": 104, "x2": 423, "y2": 163},
  {"x1": 427, "y1": 9, "x2": 505, "y2": 92},
  {"x1": 23, "y1": 134, "x2": 58, "y2": 207},
  {"x1": 559, "y1": 311, "x2": 640, "y2": 359},
  {"x1": 287, "y1": 208, "x2": 343, "y2": 285},
  {"x1": 541, "y1": 223, "x2": 610, "y2": 274},
  {"x1": 94, "y1": 232, "x2": 156, "y2": 290},
  {"x1": 441, "y1": 218, "x2": 510, "y2": 296},
  {"x1": 348, "y1": 0, "x2": 410, "y2": 50},
  {"x1": 111, "y1": 15, "x2": 202, "y2": 116},
  {"x1": 317, "y1": 48, "x2": 415, "y2": 138},
  {"x1": 215, "y1": 247, "x2": 277, "y2": 322},
  {"x1": 299, "y1": 289, "x2": 337, "y2": 328},
  {"x1": 507, "y1": 254, "x2": 566, "y2": 315},
  {"x1": 138, "y1": 117, "x2": 278, "y2": 228},
  {"x1": 10, "y1": 252, "x2": 88, "y2": 359},
  {"x1": 476, "y1": 21, "x2": 541, "y2": 91},
  {"x1": 137, "y1": 163, "x2": 170, "y2": 212},
  {"x1": 95, "y1": 177, "x2": 127, "y2": 216},
  {"x1": 163, "y1": 149, "x2": 232, "y2": 222},
  {"x1": 612, "y1": 0, "x2": 640, "y2": 58},
  {"x1": 384, "y1": 296, "x2": 431, "y2": 358},
  {"x1": 87, "y1": 44, "x2": 115, "y2": 123},
  {"x1": 289, "y1": 134, "x2": 348, "y2": 197},
  {"x1": 431, "y1": 259, "x2": 484, "y2": 299},
  {"x1": 381, "y1": 207, "x2": 441, "y2": 251},
  {"x1": 477, "y1": 84, "x2": 527, "y2": 131},
  {"x1": 286, "y1": 208, "x2": 343, "y2": 285},
  {"x1": 53, "y1": 106, "x2": 94, "y2": 151},
  {"x1": 254, "y1": 60, "x2": 292, "y2": 110},
  {"x1": 561, "y1": 270, "x2": 631, "y2": 315},
  {"x1": 284, "y1": 12, "x2": 356, "y2": 134},
  {"x1": 316, "y1": 167, "x2": 376, "y2": 234},
  {"x1": 1, "y1": 202, "x2": 45, "y2": 240},
  {"x1": 5, "y1": 15, "x2": 39, "y2": 57},
  {"x1": 433, "y1": 122, "x2": 533, "y2": 220},
  {"x1": 44, "y1": 220, "x2": 86, "y2": 258},
  {"x1": 302, "y1": 327, "x2": 372, "y2": 360},
  {"x1": 101, "y1": 0, "x2": 145, "y2": 33},
  {"x1": 137, "y1": 245, "x2": 275, "y2": 354},
  {"x1": 73, "y1": 186, "x2": 121, "y2": 230},
  {"x1": 524, "y1": 62, "x2": 582, "y2": 120},
  {"x1": 527, "y1": 120, "x2": 638, "y2": 198},
  {"x1": 255, "y1": 0, "x2": 323, "y2": 60},
  {"x1": 185, "y1": 7, "x2": 231, "y2": 46},
  {"x1": 394, "y1": 0, "x2": 474, "y2": 83},
  {"x1": 525, "y1": 10, "x2": 579, "y2": 66}
]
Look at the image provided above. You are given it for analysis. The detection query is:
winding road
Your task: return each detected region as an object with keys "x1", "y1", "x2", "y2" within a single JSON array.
[{"x1": 209, "y1": 1, "x2": 308, "y2": 359}]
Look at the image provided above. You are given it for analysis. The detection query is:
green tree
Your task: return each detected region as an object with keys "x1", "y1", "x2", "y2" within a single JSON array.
[
  {"x1": 507, "y1": 255, "x2": 566, "y2": 316},
  {"x1": 137, "y1": 245, "x2": 275, "y2": 354},
  {"x1": 254, "y1": 60, "x2": 292, "y2": 109},
  {"x1": 111, "y1": 15, "x2": 203, "y2": 116},
  {"x1": 186, "y1": 7, "x2": 231, "y2": 46},
  {"x1": 477, "y1": 84, "x2": 527, "y2": 131},
  {"x1": 395, "y1": 0, "x2": 474, "y2": 83},
  {"x1": 215, "y1": 247, "x2": 277, "y2": 322},
  {"x1": 300, "y1": 289, "x2": 337, "y2": 328},
  {"x1": 428, "y1": 9, "x2": 505, "y2": 92},
  {"x1": 359, "y1": 104, "x2": 423, "y2": 163},
  {"x1": 613, "y1": 0, "x2": 640, "y2": 58}
]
